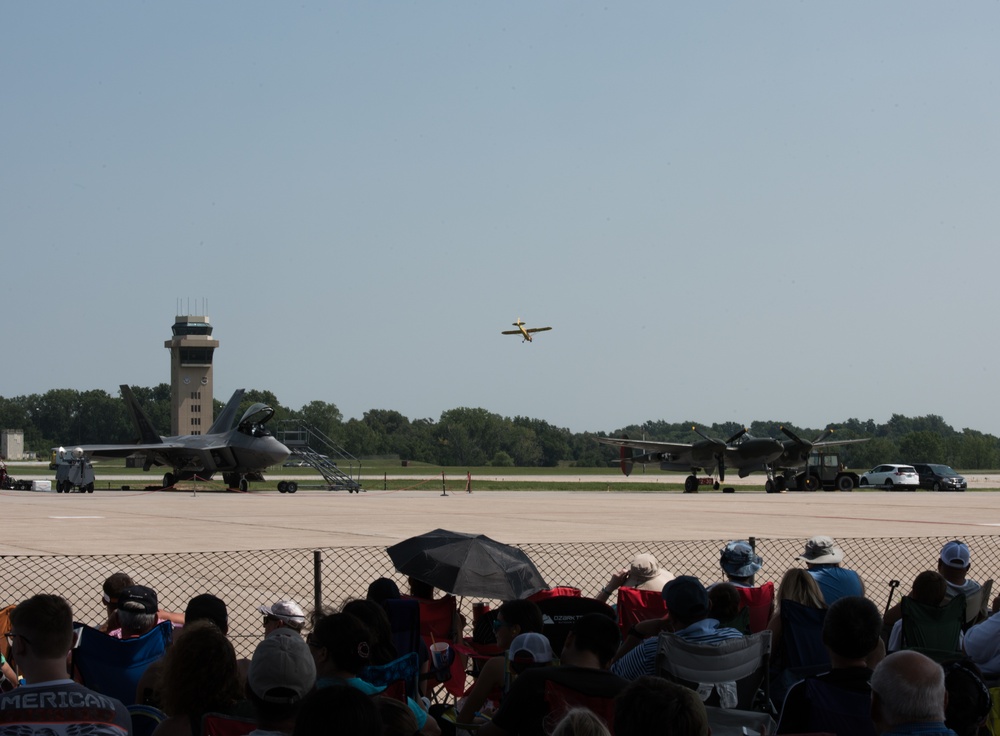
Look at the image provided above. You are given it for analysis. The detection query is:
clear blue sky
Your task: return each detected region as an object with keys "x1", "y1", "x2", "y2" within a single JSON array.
[{"x1": 4, "y1": 3, "x2": 999, "y2": 435}]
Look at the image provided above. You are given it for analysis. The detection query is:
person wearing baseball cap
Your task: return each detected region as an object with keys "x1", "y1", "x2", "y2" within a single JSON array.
[
  {"x1": 937, "y1": 540, "x2": 982, "y2": 604},
  {"x1": 798, "y1": 535, "x2": 865, "y2": 605},
  {"x1": 259, "y1": 600, "x2": 307, "y2": 636},
  {"x1": 246, "y1": 630, "x2": 316, "y2": 735}
]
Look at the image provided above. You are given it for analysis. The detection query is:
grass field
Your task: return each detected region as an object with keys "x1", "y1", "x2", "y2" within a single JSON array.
[{"x1": 7, "y1": 459, "x2": 999, "y2": 492}]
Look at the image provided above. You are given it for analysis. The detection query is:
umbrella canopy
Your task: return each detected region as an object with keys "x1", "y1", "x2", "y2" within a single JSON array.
[{"x1": 387, "y1": 528, "x2": 547, "y2": 600}]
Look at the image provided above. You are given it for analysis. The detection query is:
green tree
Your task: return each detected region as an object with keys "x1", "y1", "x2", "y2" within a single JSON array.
[
  {"x1": 298, "y1": 400, "x2": 343, "y2": 441},
  {"x1": 898, "y1": 431, "x2": 945, "y2": 463}
]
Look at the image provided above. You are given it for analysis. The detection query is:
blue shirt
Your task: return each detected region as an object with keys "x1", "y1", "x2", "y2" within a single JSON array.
[
  {"x1": 610, "y1": 619, "x2": 745, "y2": 680},
  {"x1": 807, "y1": 565, "x2": 863, "y2": 604}
]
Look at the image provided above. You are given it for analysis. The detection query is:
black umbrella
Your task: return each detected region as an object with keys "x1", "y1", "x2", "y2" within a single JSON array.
[{"x1": 387, "y1": 528, "x2": 547, "y2": 600}]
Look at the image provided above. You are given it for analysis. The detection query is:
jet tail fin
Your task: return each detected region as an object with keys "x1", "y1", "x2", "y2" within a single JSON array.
[
  {"x1": 120, "y1": 385, "x2": 163, "y2": 445},
  {"x1": 207, "y1": 389, "x2": 246, "y2": 434}
]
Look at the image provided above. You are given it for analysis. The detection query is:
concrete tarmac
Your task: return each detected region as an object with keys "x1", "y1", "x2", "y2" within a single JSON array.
[{"x1": 2, "y1": 485, "x2": 999, "y2": 555}]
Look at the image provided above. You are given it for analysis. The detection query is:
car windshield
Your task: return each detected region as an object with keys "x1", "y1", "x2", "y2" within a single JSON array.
[{"x1": 929, "y1": 464, "x2": 959, "y2": 476}]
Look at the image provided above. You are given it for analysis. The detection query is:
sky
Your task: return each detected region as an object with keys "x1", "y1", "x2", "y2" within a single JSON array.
[{"x1": 3, "y1": 3, "x2": 999, "y2": 436}]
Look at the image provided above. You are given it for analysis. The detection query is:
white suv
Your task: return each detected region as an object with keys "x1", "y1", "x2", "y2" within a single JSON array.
[{"x1": 859, "y1": 464, "x2": 920, "y2": 490}]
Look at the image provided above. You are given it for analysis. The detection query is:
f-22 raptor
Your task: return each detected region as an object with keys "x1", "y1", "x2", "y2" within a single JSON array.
[{"x1": 73, "y1": 384, "x2": 290, "y2": 491}]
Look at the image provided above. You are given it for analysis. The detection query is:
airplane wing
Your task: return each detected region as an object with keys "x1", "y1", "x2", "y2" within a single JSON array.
[
  {"x1": 525, "y1": 327, "x2": 552, "y2": 334},
  {"x1": 78, "y1": 442, "x2": 219, "y2": 472},
  {"x1": 812, "y1": 438, "x2": 870, "y2": 447},
  {"x1": 595, "y1": 436, "x2": 694, "y2": 456},
  {"x1": 501, "y1": 330, "x2": 522, "y2": 335}
]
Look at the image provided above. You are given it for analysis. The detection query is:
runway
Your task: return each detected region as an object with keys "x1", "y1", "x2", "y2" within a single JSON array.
[{"x1": 2, "y1": 486, "x2": 999, "y2": 556}]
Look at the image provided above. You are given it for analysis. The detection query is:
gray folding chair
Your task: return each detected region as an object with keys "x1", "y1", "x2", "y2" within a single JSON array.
[{"x1": 655, "y1": 629, "x2": 772, "y2": 714}]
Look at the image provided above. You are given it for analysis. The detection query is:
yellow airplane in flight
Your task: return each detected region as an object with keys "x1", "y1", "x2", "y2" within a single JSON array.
[{"x1": 502, "y1": 318, "x2": 552, "y2": 343}]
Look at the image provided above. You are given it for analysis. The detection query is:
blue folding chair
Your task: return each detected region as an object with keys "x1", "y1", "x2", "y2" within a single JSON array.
[{"x1": 73, "y1": 620, "x2": 173, "y2": 706}]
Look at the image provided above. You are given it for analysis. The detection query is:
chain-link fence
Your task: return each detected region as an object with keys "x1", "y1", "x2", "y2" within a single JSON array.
[{"x1": 1, "y1": 535, "x2": 996, "y2": 658}]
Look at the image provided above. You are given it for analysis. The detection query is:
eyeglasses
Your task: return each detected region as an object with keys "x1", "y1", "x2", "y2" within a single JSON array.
[{"x1": 4, "y1": 632, "x2": 31, "y2": 648}]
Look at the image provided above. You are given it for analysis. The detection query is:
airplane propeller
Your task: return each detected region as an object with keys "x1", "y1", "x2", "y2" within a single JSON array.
[
  {"x1": 779, "y1": 426, "x2": 834, "y2": 463},
  {"x1": 691, "y1": 426, "x2": 747, "y2": 482}
]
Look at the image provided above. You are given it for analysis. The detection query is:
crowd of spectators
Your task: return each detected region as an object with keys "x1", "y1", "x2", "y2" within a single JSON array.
[{"x1": 0, "y1": 536, "x2": 997, "y2": 735}]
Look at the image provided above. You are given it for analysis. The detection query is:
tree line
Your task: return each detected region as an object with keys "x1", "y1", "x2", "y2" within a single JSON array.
[{"x1": 1, "y1": 386, "x2": 998, "y2": 470}]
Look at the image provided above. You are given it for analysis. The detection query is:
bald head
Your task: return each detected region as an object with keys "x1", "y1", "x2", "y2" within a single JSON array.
[{"x1": 871, "y1": 651, "x2": 947, "y2": 729}]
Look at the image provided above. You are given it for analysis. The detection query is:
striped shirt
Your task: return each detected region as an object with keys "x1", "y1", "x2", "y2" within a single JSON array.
[{"x1": 611, "y1": 619, "x2": 745, "y2": 681}]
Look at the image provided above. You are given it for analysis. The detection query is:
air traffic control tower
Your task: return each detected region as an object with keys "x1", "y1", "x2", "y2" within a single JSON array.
[{"x1": 165, "y1": 315, "x2": 219, "y2": 436}]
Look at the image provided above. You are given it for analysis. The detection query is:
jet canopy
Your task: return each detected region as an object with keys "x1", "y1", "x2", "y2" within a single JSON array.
[{"x1": 238, "y1": 403, "x2": 275, "y2": 437}]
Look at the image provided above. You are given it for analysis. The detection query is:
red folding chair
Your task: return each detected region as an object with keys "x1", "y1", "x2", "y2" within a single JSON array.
[
  {"x1": 202, "y1": 713, "x2": 256, "y2": 736},
  {"x1": 616, "y1": 586, "x2": 668, "y2": 638},
  {"x1": 543, "y1": 680, "x2": 616, "y2": 735},
  {"x1": 528, "y1": 586, "x2": 582, "y2": 602},
  {"x1": 417, "y1": 596, "x2": 466, "y2": 699},
  {"x1": 736, "y1": 581, "x2": 775, "y2": 634}
]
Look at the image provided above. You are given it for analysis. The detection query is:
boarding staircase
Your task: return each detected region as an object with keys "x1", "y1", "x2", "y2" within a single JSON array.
[{"x1": 276, "y1": 420, "x2": 363, "y2": 493}]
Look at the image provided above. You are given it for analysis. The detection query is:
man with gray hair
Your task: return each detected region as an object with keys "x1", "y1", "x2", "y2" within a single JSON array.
[
  {"x1": 870, "y1": 651, "x2": 957, "y2": 736},
  {"x1": 116, "y1": 585, "x2": 160, "y2": 639}
]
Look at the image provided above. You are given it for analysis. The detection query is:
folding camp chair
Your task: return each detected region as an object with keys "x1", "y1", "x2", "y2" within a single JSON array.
[
  {"x1": 771, "y1": 600, "x2": 829, "y2": 706},
  {"x1": 128, "y1": 704, "x2": 166, "y2": 736},
  {"x1": 543, "y1": 680, "x2": 617, "y2": 735},
  {"x1": 963, "y1": 580, "x2": 993, "y2": 628},
  {"x1": 528, "y1": 586, "x2": 582, "y2": 603},
  {"x1": 535, "y1": 596, "x2": 617, "y2": 656},
  {"x1": 655, "y1": 629, "x2": 772, "y2": 713},
  {"x1": 417, "y1": 595, "x2": 466, "y2": 699},
  {"x1": 73, "y1": 620, "x2": 172, "y2": 706},
  {"x1": 901, "y1": 593, "x2": 965, "y2": 662},
  {"x1": 384, "y1": 598, "x2": 422, "y2": 658},
  {"x1": 202, "y1": 712, "x2": 257, "y2": 736},
  {"x1": 736, "y1": 582, "x2": 775, "y2": 634},
  {"x1": 360, "y1": 651, "x2": 421, "y2": 701},
  {"x1": 779, "y1": 601, "x2": 830, "y2": 675},
  {"x1": 616, "y1": 586, "x2": 668, "y2": 639}
]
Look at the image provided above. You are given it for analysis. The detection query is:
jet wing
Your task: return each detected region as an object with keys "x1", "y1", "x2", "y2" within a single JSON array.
[{"x1": 77, "y1": 442, "x2": 216, "y2": 472}]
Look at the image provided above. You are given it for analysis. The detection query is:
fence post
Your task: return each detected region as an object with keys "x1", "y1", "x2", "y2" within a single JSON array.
[{"x1": 313, "y1": 550, "x2": 323, "y2": 613}]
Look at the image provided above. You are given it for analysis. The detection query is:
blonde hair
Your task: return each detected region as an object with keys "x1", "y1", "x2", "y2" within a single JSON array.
[
  {"x1": 550, "y1": 708, "x2": 612, "y2": 736},
  {"x1": 777, "y1": 568, "x2": 827, "y2": 610}
]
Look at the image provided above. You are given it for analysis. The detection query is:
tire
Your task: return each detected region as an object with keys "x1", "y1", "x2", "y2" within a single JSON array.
[
  {"x1": 239, "y1": 478, "x2": 249, "y2": 493},
  {"x1": 859, "y1": 478, "x2": 869, "y2": 486},
  {"x1": 932, "y1": 482, "x2": 941, "y2": 491},
  {"x1": 278, "y1": 481, "x2": 288, "y2": 493},
  {"x1": 684, "y1": 476, "x2": 698, "y2": 493},
  {"x1": 885, "y1": 479, "x2": 894, "y2": 489},
  {"x1": 162, "y1": 473, "x2": 175, "y2": 489},
  {"x1": 837, "y1": 475, "x2": 855, "y2": 492},
  {"x1": 764, "y1": 479, "x2": 775, "y2": 494},
  {"x1": 287, "y1": 481, "x2": 298, "y2": 494},
  {"x1": 86, "y1": 483, "x2": 94, "y2": 493},
  {"x1": 803, "y1": 475, "x2": 821, "y2": 492}
]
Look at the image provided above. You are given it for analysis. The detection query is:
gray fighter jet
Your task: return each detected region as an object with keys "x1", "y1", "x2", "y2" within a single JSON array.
[{"x1": 71, "y1": 384, "x2": 290, "y2": 491}]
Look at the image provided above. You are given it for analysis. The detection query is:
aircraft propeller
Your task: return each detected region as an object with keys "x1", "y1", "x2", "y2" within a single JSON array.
[
  {"x1": 691, "y1": 426, "x2": 747, "y2": 482},
  {"x1": 779, "y1": 426, "x2": 834, "y2": 464}
]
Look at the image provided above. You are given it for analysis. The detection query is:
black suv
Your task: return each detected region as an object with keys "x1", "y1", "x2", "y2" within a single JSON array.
[{"x1": 910, "y1": 463, "x2": 967, "y2": 491}]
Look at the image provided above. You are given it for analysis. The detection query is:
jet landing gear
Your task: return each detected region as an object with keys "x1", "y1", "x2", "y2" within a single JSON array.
[
  {"x1": 277, "y1": 481, "x2": 298, "y2": 494},
  {"x1": 684, "y1": 475, "x2": 699, "y2": 493}
]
